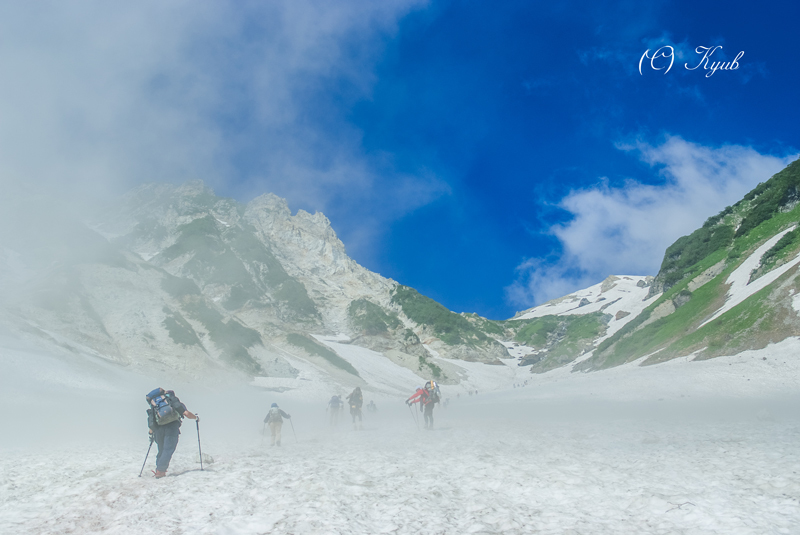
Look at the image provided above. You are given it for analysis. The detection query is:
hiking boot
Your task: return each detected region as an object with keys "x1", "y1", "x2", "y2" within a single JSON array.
[{"x1": 154, "y1": 470, "x2": 167, "y2": 479}]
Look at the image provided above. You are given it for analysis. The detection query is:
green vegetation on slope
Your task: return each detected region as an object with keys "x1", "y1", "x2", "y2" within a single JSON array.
[
  {"x1": 750, "y1": 227, "x2": 800, "y2": 282},
  {"x1": 666, "y1": 282, "x2": 781, "y2": 361},
  {"x1": 162, "y1": 306, "x2": 203, "y2": 348},
  {"x1": 348, "y1": 299, "x2": 402, "y2": 335},
  {"x1": 286, "y1": 333, "x2": 360, "y2": 376},
  {"x1": 391, "y1": 285, "x2": 496, "y2": 347},
  {"x1": 158, "y1": 215, "x2": 319, "y2": 319},
  {"x1": 462, "y1": 312, "x2": 505, "y2": 336},
  {"x1": 511, "y1": 313, "x2": 609, "y2": 372},
  {"x1": 181, "y1": 297, "x2": 263, "y2": 374},
  {"x1": 582, "y1": 159, "x2": 800, "y2": 370},
  {"x1": 735, "y1": 159, "x2": 800, "y2": 238},
  {"x1": 418, "y1": 355, "x2": 442, "y2": 379},
  {"x1": 658, "y1": 224, "x2": 734, "y2": 289}
]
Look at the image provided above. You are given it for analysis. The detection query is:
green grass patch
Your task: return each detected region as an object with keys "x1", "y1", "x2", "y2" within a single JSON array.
[
  {"x1": 418, "y1": 355, "x2": 443, "y2": 379},
  {"x1": 667, "y1": 282, "x2": 778, "y2": 359},
  {"x1": 348, "y1": 299, "x2": 402, "y2": 335},
  {"x1": 513, "y1": 313, "x2": 608, "y2": 372},
  {"x1": 735, "y1": 158, "x2": 800, "y2": 238},
  {"x1": 659, "y1": 224, "x2": 734, "y2": 289},
  {"x1": 162, "y1": 306, "x2": 203, "y2": 348},
  {"x1": 286, "y1": 333, "x2": 359, "y2": 376},
  {"x1": 391, "y1": 285, "x2": 497, "y2": 347},
  {"x1": 274, "y1": 279, "x2": 319, "y2": 318},
  {"x1": 751, "y1": 227, "x2": 800, "y2": 282},
  {"x1": 462, "y1": 313, "x2": 505, "y2": 336},
  {"x1": 181, "y1": 297, "x2": 263, "y2": 374}
]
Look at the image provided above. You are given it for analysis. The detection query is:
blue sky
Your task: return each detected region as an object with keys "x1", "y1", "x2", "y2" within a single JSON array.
[{"x1": 1, "y1": 1, "x2": 798, "y2": 319}]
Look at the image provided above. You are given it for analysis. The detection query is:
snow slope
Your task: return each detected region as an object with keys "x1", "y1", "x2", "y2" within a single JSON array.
[
  {"x1": 3, "y1": 334, "x2": 800, "y2": 534},
  {"x1": 513, "y1": 275, "x2": 658, "y2": 339}
]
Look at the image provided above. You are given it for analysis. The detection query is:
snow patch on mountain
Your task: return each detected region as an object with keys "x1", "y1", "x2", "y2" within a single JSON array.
[
  {"x1": 701, "y1": 226, "x2": 800, "y2": 327},
  {"x1": 513, "y1": 275, "x2": 658, "y2": 338}
]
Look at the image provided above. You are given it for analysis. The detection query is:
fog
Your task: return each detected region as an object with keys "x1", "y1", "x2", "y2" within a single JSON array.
[{"x1": 4, "y1": 348, "x2": 800, "y2": 533}]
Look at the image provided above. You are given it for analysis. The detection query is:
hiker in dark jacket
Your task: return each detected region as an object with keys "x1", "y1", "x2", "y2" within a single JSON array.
[
  {"x1": 347, "y1": 387, "x2": 363, "y2": 429},
  {"x1": 327, "y1": 395, "x2": 343, "y2": 427},
  {"x1": 264, "y1": 403, "x2": 291, "y2": 446},
  {"x1": 146, "y1": 388, "x2": 197, "y2": 479}
]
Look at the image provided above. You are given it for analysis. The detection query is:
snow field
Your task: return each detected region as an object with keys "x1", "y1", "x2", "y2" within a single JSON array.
[{"x1": 2, "y1": 396, "x2": 800, "y2": 535}]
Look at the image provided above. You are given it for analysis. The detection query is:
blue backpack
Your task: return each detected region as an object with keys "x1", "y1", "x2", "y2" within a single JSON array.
[{"x1": 146, "y1": 388, "x2": 182, "y2": 426}]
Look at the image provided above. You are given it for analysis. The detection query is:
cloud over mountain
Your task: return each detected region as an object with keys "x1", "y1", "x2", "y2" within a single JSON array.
[{"x1": 507, "y1": 136, "x2": 798, "y2": 308}]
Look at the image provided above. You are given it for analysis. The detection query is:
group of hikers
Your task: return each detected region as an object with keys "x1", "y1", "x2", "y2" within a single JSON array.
[
  {"x1": 143, "y1": 380, "x2": 442, "y2": 478},
  {"x1": 326, "y1": 387, "x2": 379, "y2": 429}
]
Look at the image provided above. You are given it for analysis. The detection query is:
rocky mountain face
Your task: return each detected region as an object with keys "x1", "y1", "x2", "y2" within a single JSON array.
[
  {"x1": 5, "y1": 158, "x2": 798, "y2": 384},
  {"x1": 0, "y1": 181, "x2": 507, "y2": 383}
]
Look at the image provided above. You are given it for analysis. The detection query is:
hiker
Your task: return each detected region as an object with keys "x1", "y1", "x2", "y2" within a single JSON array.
[
  {"x1": 146, "y1": 388, "x2": 197, "y2": 479},
  {"x1": 264, "y1": 403, "x2": 291, "y2": 446},
  {"x1": 406, "y1": 380, "x2": 440, "y2": 429},
  {"x1": 347, "y1": 387, "x2": 363, "y2": 429},
  {"x1": 327, "y1": 395, "x2": 343, "y2": 426},
  {"x1": 367, "y1": 400, "x2": 377, "y2": 412}
]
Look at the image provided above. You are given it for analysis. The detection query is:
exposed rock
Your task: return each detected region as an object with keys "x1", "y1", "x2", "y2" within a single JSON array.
[
  {"x1": 615, "y1": 310, "x2": 630, "y2": 321},
  {"x1": 637, "y1": 300, "x2": 676, "y2": 331},
  {"x1": 672, "y1": 290, "x2": 692, "y2": 309},
  {"x1": 688, "y1": 260, "x2": 726, "y2": 292},
  {"x1": 600, "y1": 275, "x2": 620, "y2": 293}
]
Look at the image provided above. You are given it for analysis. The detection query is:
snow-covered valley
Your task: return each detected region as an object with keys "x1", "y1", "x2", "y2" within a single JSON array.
[{"x1": 3, "y1": 335, "x2": 800, "y2": 534}]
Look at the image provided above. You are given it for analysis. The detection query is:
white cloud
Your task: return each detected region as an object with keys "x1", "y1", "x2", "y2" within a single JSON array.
[
  {"x1": 507, "y1": 136, "x2": 798, "y2": 309},
  {"x1": 0, "y1": 0, "x2": 436, "y2": 259}
]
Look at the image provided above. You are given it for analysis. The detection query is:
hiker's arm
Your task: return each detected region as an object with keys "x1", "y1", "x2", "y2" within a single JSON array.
[{"x1": 184, "y1": 410, "x2": 197, "y2": 419}]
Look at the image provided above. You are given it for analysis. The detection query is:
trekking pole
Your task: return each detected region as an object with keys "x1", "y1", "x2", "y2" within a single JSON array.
[
  {"x1": 195, "y1": 416, "x2": 204, "y2": 471},
  {"x1": 407, "y1": 403, "x2": 419, "y2": 429},
  {"x1": 289, "y1": 418, "x2": 298, "y2": 442},
  {"x1": 138, "y1": 434, "x2": 155, "y2": 477}
]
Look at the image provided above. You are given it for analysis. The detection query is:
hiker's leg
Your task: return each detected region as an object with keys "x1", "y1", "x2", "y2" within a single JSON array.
[
  {"x1": 270, "y1": 422, "x2": 278, "y2": 445},
  {"x1": 156, "y1": 422, "x2": 180, "y2": 473},
  {"x1": 154, "y1": 425, "x2": 166, "y2": 467},
  {"x1": 275, "y1": 422, "x2": 283, "y2": 445}
]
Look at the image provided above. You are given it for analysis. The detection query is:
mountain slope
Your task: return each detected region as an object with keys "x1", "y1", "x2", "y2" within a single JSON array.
[
  {"x1": 0, "y1": 181, "x2": 509, "y2": 389},
  {"x1": 577, "y1": 157, "x2": 800, "y2": 370}
]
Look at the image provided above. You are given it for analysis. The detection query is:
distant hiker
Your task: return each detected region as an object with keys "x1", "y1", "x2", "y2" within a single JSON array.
[
  {"x1": 367, "y1": 400, "x2": 377, "y2": 413},
  {"x1": 327, "y1": 395, "x2": 343, "y2": 426},
  {"x1": 264, "y1": 403, "x2": 291, "y2": 446},
  {"x1": 145, "y1": 387, "x2": 197, "y2": 478},
  {"x1": 406, "y1": 380, "x2": 441, "y2": 429},
  {"x1": 347, "y1": 387, "x2": 364, "y2": 429}
]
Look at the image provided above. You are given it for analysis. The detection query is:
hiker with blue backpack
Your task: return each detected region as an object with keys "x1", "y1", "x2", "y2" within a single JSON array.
[
  {"x1": 264, "y1": 403, "x2": 291, "y2": 446},
  {"x1": 145, "y1": 388, "x2": 197, "y2": 478}
]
